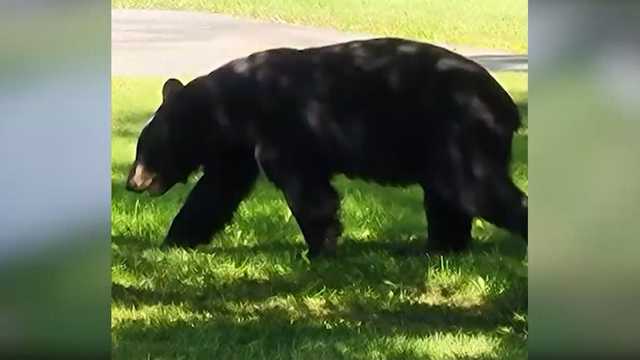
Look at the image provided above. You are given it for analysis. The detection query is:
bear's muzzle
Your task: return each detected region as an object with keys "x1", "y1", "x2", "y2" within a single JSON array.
[{"x1": 126, "y1": 162, "x2": 156, "y2": 193}]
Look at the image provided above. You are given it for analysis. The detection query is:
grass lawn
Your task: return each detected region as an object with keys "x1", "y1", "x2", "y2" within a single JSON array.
[
  {"x1": 111, "y1": 73, "x2": 528, "y2": 359},
  {"x1": 112, "y1": 0, "x2": 528, "y2": 53}
]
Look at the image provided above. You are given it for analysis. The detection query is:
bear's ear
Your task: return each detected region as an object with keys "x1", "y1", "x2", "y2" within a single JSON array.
[{"x1": 162, "y1": 78, "x2": 184, "y2": 102}]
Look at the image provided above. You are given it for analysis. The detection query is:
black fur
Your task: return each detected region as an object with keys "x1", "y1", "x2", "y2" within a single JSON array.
[{"x1": 127, "y1": 38, "x2": 527, "y2": 256}]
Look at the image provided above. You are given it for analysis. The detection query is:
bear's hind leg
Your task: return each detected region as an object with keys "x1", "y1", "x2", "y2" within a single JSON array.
[
  {"x1": 461, "y1": 176, "x2": 527, "y2": 241},
  {"x1": 423, "y1": 190, "x2": 473, "y2": 253}
]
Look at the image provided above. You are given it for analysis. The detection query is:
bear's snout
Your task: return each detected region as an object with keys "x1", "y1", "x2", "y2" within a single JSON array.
[{"x1": 126, "y1": 162, "x2": 156, "y2": 193}]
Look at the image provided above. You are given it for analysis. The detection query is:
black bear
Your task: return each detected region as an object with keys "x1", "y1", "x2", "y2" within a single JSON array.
[{"x1": 126, "y1": 38, "x2": 527, "y2": 256}]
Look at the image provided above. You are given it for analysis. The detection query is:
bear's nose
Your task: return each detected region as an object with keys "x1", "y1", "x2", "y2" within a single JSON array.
[{"x1": 126, "y1": 163, "x2": 155, "y2": 192}]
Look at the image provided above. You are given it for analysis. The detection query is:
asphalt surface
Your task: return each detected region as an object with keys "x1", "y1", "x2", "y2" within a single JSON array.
[{"x1": 112, "y1": 9, "x2": 528, "y2": 77}]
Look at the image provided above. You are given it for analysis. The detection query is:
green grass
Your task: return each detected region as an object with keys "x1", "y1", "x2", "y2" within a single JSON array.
[
  {"x1": 111, "y1": 73, "x2": 528, "y2": 359},
  {"x1": 112, "y1": 0, "x2": 527, "y2": 52}
]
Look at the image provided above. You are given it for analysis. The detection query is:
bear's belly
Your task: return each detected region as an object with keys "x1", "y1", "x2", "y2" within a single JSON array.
[{"x1": 320, "y1": 134, "x2": 430, "y2": 186}]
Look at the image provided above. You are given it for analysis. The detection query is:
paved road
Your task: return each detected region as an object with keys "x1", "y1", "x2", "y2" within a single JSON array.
[{"x1": 112, "y1": 9, "x2": 527, "y2": 77}]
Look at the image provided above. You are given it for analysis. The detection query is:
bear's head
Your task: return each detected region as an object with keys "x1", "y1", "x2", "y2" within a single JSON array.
[{"x1": 126, "y1": 78, "x2": 203, "y2": 196}]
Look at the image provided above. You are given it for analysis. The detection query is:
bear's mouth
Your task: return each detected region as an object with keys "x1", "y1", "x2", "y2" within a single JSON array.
[
  {"x1": 126, "y1": 162, "x2": 170, "y2": 196},
  {"x1": 146, "y1": 178, "x2": 171, "y2": 196}
]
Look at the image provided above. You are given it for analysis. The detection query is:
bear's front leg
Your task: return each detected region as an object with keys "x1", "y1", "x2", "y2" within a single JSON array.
[
  {"x1": 281, "y1": 177, "x2": 342, "y2": 258},
  {"x1": 164, "y1": 161, "x2": 258, "y2": 248}
]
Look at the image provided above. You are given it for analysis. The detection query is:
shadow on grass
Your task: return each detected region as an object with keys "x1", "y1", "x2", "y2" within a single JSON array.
[
  {"x1": 113, "y1": 298, "x2": 526, "y2": 359},
  {"x1": 113, "y1": 279, "x2": 525, "y2": 336},
  {"x1": 114, "y1": 295, "x2": 511, "y2": 335},
  {"x1": 113, "y1": 224, "x2": 526, "y2": 325},
  {"x1": 112, "y1": 242, "x2": 525, "y2": 301}
]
